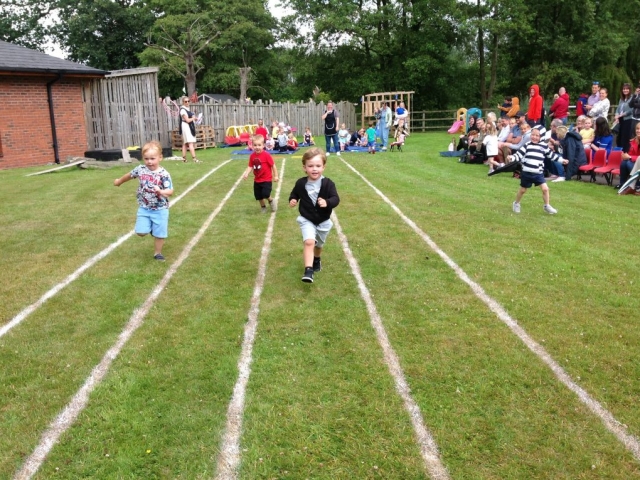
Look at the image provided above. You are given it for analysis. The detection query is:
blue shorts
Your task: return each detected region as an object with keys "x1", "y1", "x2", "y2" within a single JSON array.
[
  {"x1": 368, "y1": 140, "x2": 376, "y2": 147},
  {"x1": 296, "y1": 216, "x2": 333, "y2": 248},
  {"x1": 520, "y1": 172, "x2": 546, "y2": 188},
  {"x1": 135, "y1": 206, "x2": 169, "y2": 238}
]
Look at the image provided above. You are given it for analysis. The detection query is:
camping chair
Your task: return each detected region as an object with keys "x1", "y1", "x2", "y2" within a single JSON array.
[
  {"x1": 578, "y1": 148, "x2": 606, "y2": 182},
  {"x1": 594, "y1": 149, "x2": 622, "y2": 186}
]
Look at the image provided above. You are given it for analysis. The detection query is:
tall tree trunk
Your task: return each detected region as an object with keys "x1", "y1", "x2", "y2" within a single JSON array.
[
  {"x1": 185, "y1": 51, "x2": 197, "y2": 96},
  {"x1": 488, "y1": 32, "x2": 498, "y2": 101},
  {"x1": 239, "y1": 67, "x2": 251, "y2": 101},
  {"x1": 477, "y1": 0, "x2": 486, "y2": 109}
]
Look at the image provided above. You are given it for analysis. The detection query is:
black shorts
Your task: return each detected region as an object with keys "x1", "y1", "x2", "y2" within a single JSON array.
[{"x1": 254, "y1": 181, "x2": 273, "y2": 200}]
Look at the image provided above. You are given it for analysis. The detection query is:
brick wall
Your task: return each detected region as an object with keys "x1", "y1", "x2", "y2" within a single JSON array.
[{"x1": 0, "y1": 76, "x2": 88, "y2": 169}]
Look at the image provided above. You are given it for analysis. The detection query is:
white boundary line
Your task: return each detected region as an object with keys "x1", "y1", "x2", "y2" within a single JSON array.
[
  {"x1": 1, "y1": 160, "x2": 232, "y2": 340},
  {"x1": 339, "y1": 158, "x2": 640, "y2": 462},
  {"x1": 14, "y1": 170, "x2": 244, "y2": 480},
  {"x1": 333, "y1": 213, "x2": 451, "y2": 480},
  {"x1": 215, "y1": 159, "x2": 286, "y2": 480}
]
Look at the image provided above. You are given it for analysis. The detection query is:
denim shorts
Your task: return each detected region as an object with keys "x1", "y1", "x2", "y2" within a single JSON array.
[
  {"x1": 520, "y1": 171, "x2": 546, "y2": 188},
  {"x1": 296, "y1": 216, "x2": 333, "y2": 248},
  {"x1": 135, "y1": 206, "x2": 169, "y2": 238}
]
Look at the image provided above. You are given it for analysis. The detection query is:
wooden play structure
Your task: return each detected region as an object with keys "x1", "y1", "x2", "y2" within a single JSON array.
[{"x1": 361, "y1": 91, "x2": 414, "y2": 128}]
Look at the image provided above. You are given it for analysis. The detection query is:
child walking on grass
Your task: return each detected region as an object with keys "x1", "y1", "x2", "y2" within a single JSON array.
[
  {"x1": 114, "y1": 140, "x2": 174, "y2": 261},
  {"x1": 243, "y1": 135, "x2": 279, "y2": 213},
  {"x1": 508, "y1": 128, "x2": 562, "y2": 215},
  {"x1": 366, "y1": 121, "x2": 377, "y2": 154},
  {"x1": 289, "y1": 147, "x2": 340, "y2": 283}
]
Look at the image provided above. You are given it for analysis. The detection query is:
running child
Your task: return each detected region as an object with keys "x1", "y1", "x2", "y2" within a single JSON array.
[
  {"x1": 113, "y1": 140, "x2": 174, "y2": 261},
  {"x1": 243, "y1": 135, "x2": 279, "y2": 213},
  {"x1": 508, "y1": 128, "x2": 562, "y2": 215},
  {"x1": 289, "y1": 147, "x2": 340, "y2": 283}
]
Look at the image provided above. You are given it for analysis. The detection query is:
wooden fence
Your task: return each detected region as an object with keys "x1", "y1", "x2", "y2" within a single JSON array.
[
  {"x1": 410, "y1": 106, "x2": 617, "y2": 133},
  {"x1": 82, "y1": 67, "x2": 169, "y2": 150},
  {"x1": 164, "y1": 100, "x2": 357, "y2": 144}
]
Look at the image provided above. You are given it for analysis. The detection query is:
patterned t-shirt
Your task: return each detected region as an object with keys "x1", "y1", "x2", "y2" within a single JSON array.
[{"x1": 130, "y1": 165, "x2": 173, "y2": 210}]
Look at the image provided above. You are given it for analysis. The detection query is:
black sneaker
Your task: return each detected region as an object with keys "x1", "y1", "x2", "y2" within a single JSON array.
[
  {"x1": 301, "y1": 267, "x2": 314, "y2": 283},
  {"x1": 154, "y1": 253, "x2": 165, "y2": 262},
  {"x1": 312, "y1": 257, "x2": 322, "y2": 272}
]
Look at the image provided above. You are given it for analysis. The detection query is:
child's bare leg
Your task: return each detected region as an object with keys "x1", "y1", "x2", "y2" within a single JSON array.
[
  {"x1": 154, "y1": 237, "x2": 165, "y2": 255},
  {"x1": 515, "y1": 186, "x2": 527, "y2": 203},
  {"x1": 259, "y1": 199, "x2": 266, "y2": 207},
  {"x1": 540, "y1": 184, "x2": 550, "y2": 204},
  {"x1": 303, "y1": 239, "x2": 315, "y2": 267}
]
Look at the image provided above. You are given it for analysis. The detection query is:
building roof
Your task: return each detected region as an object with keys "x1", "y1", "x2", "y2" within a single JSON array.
[
  {"x1": 199, "y1": 93, "x2": 238, "y2": 103},
  {"x1": 0, "y1": 40, "x2": 108, "y2": 76}
]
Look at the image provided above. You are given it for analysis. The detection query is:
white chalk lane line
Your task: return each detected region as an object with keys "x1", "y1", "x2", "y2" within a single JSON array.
[
  {"x1": 339, "y1": 157, "x2": 640, "y2": 463},
  {"x1": 1, "y1": 160, "x2": 233, "y2": 340}
]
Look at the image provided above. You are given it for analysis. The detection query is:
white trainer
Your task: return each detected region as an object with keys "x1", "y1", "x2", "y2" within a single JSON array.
[
  {"x1": 543, "y1": 204, "x2": 558, "y2": 214},
  {"x1": 326, "y1": 152, "x2": 331, "y2": 157},
  {"x1": 512, "y1": 202, "x2": 521, "y2": 213},
  {"x1": 552, "y1": 177, "x2": 565, "y2": 182},
  {"x1": 336, "y1": 151, "x2": 341, "y2": 156}
]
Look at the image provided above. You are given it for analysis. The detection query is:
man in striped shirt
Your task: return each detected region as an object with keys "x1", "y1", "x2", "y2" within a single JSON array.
[{"x1": 508, "y1": 128, "x2": 562, "y2": 215}]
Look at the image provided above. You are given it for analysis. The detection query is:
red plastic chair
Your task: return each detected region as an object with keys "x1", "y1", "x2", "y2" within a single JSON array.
[
  {"x1": 579, "y1": 148, "x2": 606, "y2": 182},
  {"x1": 594, "y1": 150, "x2": 622, "y2": 185},
  {"x1": 577, "y1": 147, "x2": 593, "y2": 181}
]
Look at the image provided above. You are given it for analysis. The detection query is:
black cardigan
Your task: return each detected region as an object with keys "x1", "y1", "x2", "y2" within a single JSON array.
[{"x1": 289, "y1": 177, "x2": 340, "y2": 225}]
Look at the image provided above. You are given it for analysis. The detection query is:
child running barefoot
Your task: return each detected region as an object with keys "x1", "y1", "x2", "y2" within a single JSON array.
[
  {"x1": 509, "y1": 128, "x2": 562, "y2": 215},
  {"x1": 114, "y1": 141, "x2": 174, "y2": 261},
  {"x1": 289, "y1": 147, "x2": 340, "y2": 283},
  {"x1": 243, "y1": 135, "x2": 279, "y2": 213}
]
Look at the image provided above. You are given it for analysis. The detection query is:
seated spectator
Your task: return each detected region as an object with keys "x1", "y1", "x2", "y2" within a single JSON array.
[
  {"x1": 617, "y1": 122, "x2": 640, "y2": 190},
  {"x1": 549, "y1": 87, "x2": 570, "y2": 125},
  {"x1": 349, "y1": 129, "x2": 359, "y2": 146},
  {"x1": 555, "y1": 125, "x2": 587, "y2": 182},
  {"x1": 457, "y1": 115, "x2": 479, "y2": 150},
  {"x1": 572, "y1": 115, "x2": 586, "y2": 134},
  {"x1": 286, "y1": 132, "x2": 298, "y2": 151},
  {"x1": 358, "y1": 128, "x2": 368, "y2": 147},
  {"x1": 497, "y1": 117, "x2": 511, "y2": 143},
  {"x1": 588, "y1": 87, "x2": 610, "y2": 120},
  {"x1": 467, "y1": 117, "x2": 487, "y2": 163},
  {"x1": 265, "y1": 137, "x2": 275, "y2": 151},
  {"x1": 589, "y1": 116, "x2": 613, "y2": 156},
  {"x1": 498, "y1": 113, "x2": 527, "y2": 162},
  {"x1": 581, "y1": 117, "x2": 595, "y2": 146},
  {"x1": 303, "y1": 126, "x2": 315, "y2": 146}
]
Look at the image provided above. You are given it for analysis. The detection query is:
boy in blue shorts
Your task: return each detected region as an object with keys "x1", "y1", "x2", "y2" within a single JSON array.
[
  {"x1": 366, "y1": 121, "x2": 377, "y2": 154},
  {"x1": 114, "y1": 140, "x2": 174, "y2": 261},
  {"x1": 289, "y1": 147, "x2": 340, "y2": 283},
  {"x1": 508, "y1": 128, "x2": 560, "y2": 215},
  {"x1": 243, "y1": 134, "x2": 279, "y2": 212}
]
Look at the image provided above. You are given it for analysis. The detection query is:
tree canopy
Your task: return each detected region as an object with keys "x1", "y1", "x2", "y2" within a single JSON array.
[{"x1": 3, "y1": 0, "x2": 640, "y2": 108}]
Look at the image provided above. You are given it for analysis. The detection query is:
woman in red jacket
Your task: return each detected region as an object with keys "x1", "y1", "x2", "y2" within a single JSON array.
[{"x1": 527, "y1": 84, "x2": 542, "y2": 127}]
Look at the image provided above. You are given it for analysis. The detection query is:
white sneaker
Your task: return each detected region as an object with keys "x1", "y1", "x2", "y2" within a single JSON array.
[
  {"x1": 512, "y1": 202, "x2": 521, "y2": 213},
  {"x1": 336, "y1": 151, "x2": 341, "y2": 156},
  {"x1": 543, "y1": 204, "x2": 557, "y2": 214},
  {"x1": 498, "y1": 163, "x2": 505, "y2": 168},
  {"x1": 381, "y1": 147, "x2": 387, "y2": 151},
  {"x1": 326, "y1": 152, "x2": 331, "y2": 157},
  {"x1": 552, "y1": 177, "x2": 565, "y2": 182}
]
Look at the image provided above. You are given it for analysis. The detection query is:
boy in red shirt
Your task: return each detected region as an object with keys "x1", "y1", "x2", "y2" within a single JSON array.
[{"x1": 243, "y1": 135, "x2": 279, "y2": 212}]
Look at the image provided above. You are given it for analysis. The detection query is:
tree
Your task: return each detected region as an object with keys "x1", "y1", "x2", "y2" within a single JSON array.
[
  {"x1": 56, "y1": 0, "x2": 154, "y2": 70},
  {"x1": 0, "y1": 0, "x2": 56, "y2": 49}
]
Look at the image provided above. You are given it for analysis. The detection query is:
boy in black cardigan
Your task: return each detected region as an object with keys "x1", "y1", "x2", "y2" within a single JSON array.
[{"x1": 289, "y1": 147, "x2": 340, "y2": 283}]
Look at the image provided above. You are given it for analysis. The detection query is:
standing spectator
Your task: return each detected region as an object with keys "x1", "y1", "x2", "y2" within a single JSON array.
[
  {"x1": 629, "y1": 83, "x2": 640, "y2": 136},
  {"x1": 322, "y1": 101, "x2": 340, "y2": 156},
  {"x1": 585, "y1": 81, "x2": 600, "y2": 114},
  {"x1": 588, "y1": 87, "x2": 610, "y2": 120},
  {"x1": 526, "y1": 84, "x2": 543, "y2": 126},
  {"x1": 497, "y1": 96, "x2": 513, "y2": 118},
  {"x1": 615, "y1": 83, "x2": 634, "y2": 152},
  {"x1": 394, "y1": 101, "x2": 410, "y2": 132},
  {"x1": 549, "y1": 87, "x2": 570, "y2": 125},
  {"x1": 376, "y1": 102, "x2": 392, "y2": 150},
  {"x1": 255, "y1": 119, "x2": 269, "y2": 141},
  {"x1": 179, "y1": 97, "x2": 199, "y2": 163}
]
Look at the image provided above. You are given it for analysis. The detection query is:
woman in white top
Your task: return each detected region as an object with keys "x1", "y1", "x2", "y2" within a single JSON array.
[
  {"x1": 179, "y1": 96, "x2": 199, "y2": 163},
  {"x1": 588, "y1": 87, "x2": 611, "y2": 121}
]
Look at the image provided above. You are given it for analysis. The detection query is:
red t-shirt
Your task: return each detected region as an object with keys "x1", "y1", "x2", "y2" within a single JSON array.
[
  {"x1": 249, "y1": 150, "x2": 274, "y2": 182},
  {"x1": 255, "y1": 126, "x2": 269, "y2": 140}
]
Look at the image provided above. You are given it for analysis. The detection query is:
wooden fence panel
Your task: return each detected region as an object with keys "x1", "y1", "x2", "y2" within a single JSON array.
[
  {"x1": 164, "y1": 100, "x2": 355, "y2": 143},
  {"x1": 83, "y1": 67, "x2": 168, "y2": 151}
]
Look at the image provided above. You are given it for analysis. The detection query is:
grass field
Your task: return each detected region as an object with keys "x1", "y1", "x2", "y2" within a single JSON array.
[{"x1": 2, "y1": 133, "x2": 640, "y2": 479}]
